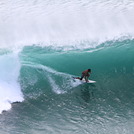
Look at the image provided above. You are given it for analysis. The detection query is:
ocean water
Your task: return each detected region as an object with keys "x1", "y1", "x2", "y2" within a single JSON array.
[{"x1": 0, "y1": 0, "x2": 134, "y2": 134}]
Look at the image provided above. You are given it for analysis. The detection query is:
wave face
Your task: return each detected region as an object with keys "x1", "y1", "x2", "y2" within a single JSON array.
[{"x1": 0, "y1": 0, "x2": 134, "y2": 134}]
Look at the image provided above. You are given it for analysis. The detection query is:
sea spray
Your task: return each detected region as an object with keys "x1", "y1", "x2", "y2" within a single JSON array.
[{"x1": 0, "y1": 0, "x2": 134, "y2": 48}]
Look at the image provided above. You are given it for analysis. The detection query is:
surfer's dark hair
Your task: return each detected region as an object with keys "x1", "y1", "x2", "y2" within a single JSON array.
[{"x1": 88, "y1": 69, "x2": 91, "y2": 72}]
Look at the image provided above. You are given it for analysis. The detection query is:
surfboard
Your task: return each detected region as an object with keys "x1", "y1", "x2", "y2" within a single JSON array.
[{"x1": 73, "y1": 77, "x2": 96, "y2": 83}]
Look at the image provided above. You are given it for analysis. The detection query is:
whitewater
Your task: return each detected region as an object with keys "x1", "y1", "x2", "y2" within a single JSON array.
[{"x1": 0, "y1": 0, "x2": 134, "y2": 134}]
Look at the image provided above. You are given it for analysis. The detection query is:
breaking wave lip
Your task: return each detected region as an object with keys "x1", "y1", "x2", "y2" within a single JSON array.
[
  {"x1": 19, "y1": 37, "x2": 134, "y2": 55},
  {"x1": 0, "y1": 52, "x2": 24, "y2": 114}
]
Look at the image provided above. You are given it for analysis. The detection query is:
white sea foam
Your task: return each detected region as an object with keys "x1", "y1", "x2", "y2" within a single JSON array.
[{"x1": 0, "y1": 52, "x2": 24, "y2": 113}]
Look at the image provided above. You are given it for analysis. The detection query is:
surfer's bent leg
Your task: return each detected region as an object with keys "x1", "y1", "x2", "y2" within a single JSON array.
[{"x1": 80, "y1": 74, "x2": 84, "y2": 80}]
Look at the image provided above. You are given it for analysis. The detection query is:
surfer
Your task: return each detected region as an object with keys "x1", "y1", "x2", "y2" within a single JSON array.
[
  {"x1": 80, "y1": 69, "x2": 91, "y2": 82},
  {"x1": 74, "y1": 69, "x2": 91, "y2": 82}
]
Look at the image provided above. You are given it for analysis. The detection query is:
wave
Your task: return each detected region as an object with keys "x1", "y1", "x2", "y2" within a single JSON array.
[{"x1": 0, "y1": 38, "x2": 134, "y2": 113}]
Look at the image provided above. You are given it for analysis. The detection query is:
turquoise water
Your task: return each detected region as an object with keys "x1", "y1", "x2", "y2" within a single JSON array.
[
  {"x1": 0, "y1": 0, "x2": 134, "y2": 134},
  {"x1": 0, "y1": 40, "x2": 134, "y2": 134}
]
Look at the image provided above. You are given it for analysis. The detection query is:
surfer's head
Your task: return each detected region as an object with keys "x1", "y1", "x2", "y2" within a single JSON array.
[{"x1": 88, "y1": 69, "x2": 91, "y2": 72}]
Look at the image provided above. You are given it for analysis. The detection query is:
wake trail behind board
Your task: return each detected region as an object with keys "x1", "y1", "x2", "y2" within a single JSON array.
[{"x1": 73, "y1": 77, "x2": 96, "y2": 83}]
